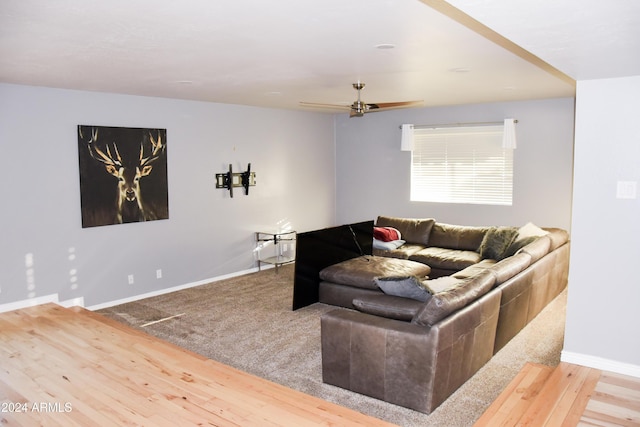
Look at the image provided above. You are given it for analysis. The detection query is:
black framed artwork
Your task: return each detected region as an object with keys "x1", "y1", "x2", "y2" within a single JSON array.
[{"x1": 77, "y1": 125, "x2": 169, "y2": 228}]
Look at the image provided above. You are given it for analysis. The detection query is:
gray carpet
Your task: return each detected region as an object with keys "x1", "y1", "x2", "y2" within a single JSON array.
[{"x1": 97, "y1": 264, "x2": 566, "y2": 427}]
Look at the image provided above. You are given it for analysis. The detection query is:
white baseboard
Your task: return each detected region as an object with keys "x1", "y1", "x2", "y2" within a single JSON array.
[
  {"x1": 561, "y1": 350, "x2": 640, "y2": 378},
  {"x1": 59, "y1": 297, "x2": 86, "y2": 308},
  {"x1": 0, "y1": 266, "x2": 266, "y2": 314},
  {"x1": 0, "y1": 293, "x2": 60, "y2": 313},
  {"x1": 87, "y1": 266, "x2": 262, "y2": 311}
]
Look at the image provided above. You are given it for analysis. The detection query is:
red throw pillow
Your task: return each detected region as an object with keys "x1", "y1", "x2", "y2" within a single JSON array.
[{"x1": 374, "y1": 226, "x2": 401, "y2": 242}]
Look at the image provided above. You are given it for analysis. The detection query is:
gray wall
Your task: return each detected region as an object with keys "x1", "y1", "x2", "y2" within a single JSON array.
[
  {"x1": 0, "y1": 83, "x2": 336, "y2": 308},
  {"x1": 2, "y1": 80, "x2": 637, "y2": 375},
  {"x1": 334, "y1": 98, "x2": 575, "y2": 230},
  {"x1": 564, "y1": 75, "x2": 640, "y2": 372}
]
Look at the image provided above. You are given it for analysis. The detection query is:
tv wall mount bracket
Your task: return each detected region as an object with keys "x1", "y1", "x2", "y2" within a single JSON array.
[{"x1": 215, "y1": 163, "x2": 256, "y2": 197}]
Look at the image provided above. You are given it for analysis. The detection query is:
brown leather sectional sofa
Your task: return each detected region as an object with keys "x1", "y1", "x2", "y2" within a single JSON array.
[{"x1": 295, "y1": 216, "x2": 570, "y2": 414}]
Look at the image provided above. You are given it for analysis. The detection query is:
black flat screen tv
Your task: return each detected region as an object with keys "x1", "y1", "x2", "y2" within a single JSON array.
[{"x1": 292, "y1": 220, "x2": 373, "y2": 310}]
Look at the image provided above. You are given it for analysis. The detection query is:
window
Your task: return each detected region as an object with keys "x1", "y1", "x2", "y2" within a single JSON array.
[{"x1": 410, "y1": 125, "x2": 513, "y2": 205}]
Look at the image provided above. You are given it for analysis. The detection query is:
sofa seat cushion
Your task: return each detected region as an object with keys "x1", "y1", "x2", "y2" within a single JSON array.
[
  {"x1": 452, "y1": 259, "x2": 497, "y2": 279},
  {"x1": 412, "y1": 270, "x2": 497, "y2": 326},
  {"x1": 319, "y1": 255, "x2": 431, "y2": 290},
  {"x1": 376, "y1": 216, "x2": 435, "y2": 245},
  {"x1": 372, "y1": 243, "x2": 426, "y2": 259},
  {"x1": 421, "y1": 275, "x2": 464, "y2": 294},
  {"x1": 352, "y1": 294, "x2": 424, "y2": 321},
  {"x1": 409, "y1": 247, "x2": 482, "y2": 271}
]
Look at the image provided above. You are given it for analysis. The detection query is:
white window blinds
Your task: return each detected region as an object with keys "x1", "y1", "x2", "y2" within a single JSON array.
[{"x1": 410, "y1": 125, "x2": 513, "y2": 205}]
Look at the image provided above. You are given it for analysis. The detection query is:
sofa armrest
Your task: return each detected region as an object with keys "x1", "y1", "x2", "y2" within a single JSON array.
[
  {"x1": 321, "y1": 309, "x2": 437, "y2": 413},
  {"x1": 321, "y1": 288, "x2": 501, "y2": 414}
]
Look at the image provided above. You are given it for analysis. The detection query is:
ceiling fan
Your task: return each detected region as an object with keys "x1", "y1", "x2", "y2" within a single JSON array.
[{"x1": 300, "y1": 82, "x2": 423, "y2": 117}]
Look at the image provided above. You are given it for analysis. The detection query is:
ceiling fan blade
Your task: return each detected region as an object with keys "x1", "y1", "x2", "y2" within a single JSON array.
[
  {"x1": 302, "y1": 82, "x2": 423, "y2": 118},
  {"x1": 299, "y1": 101, "x2": 351, "y2": 110},
  {"x1": 366, "y1": 100, "x2": 424, "y2": 111}
]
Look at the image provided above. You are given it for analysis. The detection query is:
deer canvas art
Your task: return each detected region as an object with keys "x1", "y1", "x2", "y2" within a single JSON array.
[{"x1": 77, "y1": 125, "x2": 169, "y2": 228}]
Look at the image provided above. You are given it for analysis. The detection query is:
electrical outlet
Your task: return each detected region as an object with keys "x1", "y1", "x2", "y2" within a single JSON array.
[
  {"x1": 616, "y1": 181, "x2": 637, "y2": 199},
  {"x1": 156, "y1": 269, "x2": 162, "y2": 279},
  {"x1": 128, "y1": 274, "x2": 134, "y2": 284}
]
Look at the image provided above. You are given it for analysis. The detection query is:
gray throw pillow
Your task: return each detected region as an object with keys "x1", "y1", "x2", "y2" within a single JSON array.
[{"x1": 374, "y1": 275, "x2": 432, "y2": 302}]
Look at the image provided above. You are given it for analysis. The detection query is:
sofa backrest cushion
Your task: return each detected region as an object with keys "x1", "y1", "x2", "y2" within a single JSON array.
[
  {"x1": 520, "y1": 235, "x2": 552, "y2": 264},
  {"x1": 376, "y1": 216, "x2": 435, "y2": 246},
  {"x1": 544, "y1": 228, "x2": 570, "y2": 251},
  {"x1": 409, "y1": 247, "x2": 482, "y2": 272},
  {"x1": 489, "y1": 252, "x2": 532, "y2": 285},
  {"x1": 428, "y1": 222, "x2": 489, "y2": 251},
  {"x1": 411, "y1": 270, "x2": 496, "y2": 326}
]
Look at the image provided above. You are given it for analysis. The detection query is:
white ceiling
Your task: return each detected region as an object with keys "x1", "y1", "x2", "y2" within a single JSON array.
[
  {"x1": 445, "y1": 0, "x2": 640, "y2": 81},
  {"x1": 0, "y1": 0, "x2": 638, "y2": 113}
]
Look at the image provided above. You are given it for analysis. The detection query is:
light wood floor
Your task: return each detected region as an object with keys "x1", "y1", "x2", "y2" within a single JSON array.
[
  {"x1": 2, "y1": 304, "x2": 638, "y2": 426},
  {"x1": 475, "y1": 362, "x2": 640, "y2": 426},
  {"x1": 0, "y1": 303, "x2": 396, "y2": 427}
]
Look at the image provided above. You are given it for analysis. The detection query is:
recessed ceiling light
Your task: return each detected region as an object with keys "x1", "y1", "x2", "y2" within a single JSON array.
[
  {"x1": 448, "y1": 67, "x2": 471, "y2": 73},
  {"x1": 265, "y1": 91, "x2": 282, "y2": 96},
  {"x1": 375, "y1": 43, "x2": 396, "y2": 50},
  {"x1": 176, "y1": 80, "x2": 194, "y2": 85}
]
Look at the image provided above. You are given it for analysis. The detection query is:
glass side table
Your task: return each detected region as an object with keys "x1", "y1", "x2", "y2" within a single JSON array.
[{"x1": 255, "y1": 230, "x2": 296, "y2": 271}]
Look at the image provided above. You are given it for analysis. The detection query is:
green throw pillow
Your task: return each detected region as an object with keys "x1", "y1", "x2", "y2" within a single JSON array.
[
  {"x1": 479, "y1": 226, "x2": 519, "y2": 261},
  {"x1": 504, "y1": 235, "x2": 540, "y2": 258}
]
